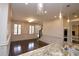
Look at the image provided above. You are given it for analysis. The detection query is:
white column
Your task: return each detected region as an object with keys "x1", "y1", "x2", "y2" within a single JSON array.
[
  {"x1": 0, "y1": 3, "x2": 9, "y2": 44},
  {"x1": 0, "y1": 3, "x2": 9, "y2": 56},
  {"x1": 68, "y1": 20, "x2": 72, "y2": 44}
]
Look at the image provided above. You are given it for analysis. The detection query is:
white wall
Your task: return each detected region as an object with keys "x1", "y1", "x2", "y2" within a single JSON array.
[
  {"x1": 0, "y1": 3, "x2": 9, "y2": 44},
  {"x1": 40, "y1": 19, "x2": 64, "y2": 45}
]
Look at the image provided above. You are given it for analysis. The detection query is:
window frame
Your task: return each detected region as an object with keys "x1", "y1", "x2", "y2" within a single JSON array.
[
  {"x1": 14, "y1": 24, "x2": 21, "y2": 35},
  {"x1": 29, "y1": 25, "x2": 35, "y2": 34}
]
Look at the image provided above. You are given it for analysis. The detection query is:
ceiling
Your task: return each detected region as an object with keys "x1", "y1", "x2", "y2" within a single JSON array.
[{"x1": 11, "y1": 3, "x2": 79, "y2": 23}]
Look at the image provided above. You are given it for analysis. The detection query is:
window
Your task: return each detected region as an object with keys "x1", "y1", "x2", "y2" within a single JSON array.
[
  {"x1": 29, "y1": 25, "x2": 34, "y2": 34},
  {"x1": 14, "y1": 24, "x2": 21, "y2": 35},
  {"x1": 14, "y1": 24, "x2": 18, "y2": 35},
  {"x1": 18, "y1": 24, "x2": 21, "y2": 35}
]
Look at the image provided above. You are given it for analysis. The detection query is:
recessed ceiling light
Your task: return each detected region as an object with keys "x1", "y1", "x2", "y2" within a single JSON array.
[
  {"x1": 54, "y1": 16, "x2": 57, "y2": 18},
  {"x1": 25, "y1": 3, "x2": 29, "y2": 5},
  {"x1": 74, "y1": 15, "x2": 78, "y2": 18},
  {"x1": 59, "y1": 12, "x2": 62, "y2": 19},
  {"x1": 44, "y1": 11, "x2": 47, "y2": 14},
  {"x1": 67, "y1": 19, "x2": 70, "y2": 23},
  {"x1": 38, "y1": 3, "x2": 43, "y2": 8}
]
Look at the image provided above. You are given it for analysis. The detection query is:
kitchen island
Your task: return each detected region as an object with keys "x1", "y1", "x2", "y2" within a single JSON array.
[
  {"x1": 19, "y1": 43, "x2": 79, "y2": 56},
  {"x1": 19, "y1": 43, "x2": 63, "y2": 56}
]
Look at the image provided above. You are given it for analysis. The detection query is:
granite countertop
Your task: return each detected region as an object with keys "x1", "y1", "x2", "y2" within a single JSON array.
[
  {"x1": 19, "y1": 43, "x2": 63, "y2": 56},
  {"x1": 19, "y1": 43, "x2": 79, "y2": 56}
]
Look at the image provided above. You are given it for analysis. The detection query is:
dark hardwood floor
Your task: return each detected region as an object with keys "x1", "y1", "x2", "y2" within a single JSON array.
[{"x1": 9, "y1": 39, "x2": 48, "y2": 56}]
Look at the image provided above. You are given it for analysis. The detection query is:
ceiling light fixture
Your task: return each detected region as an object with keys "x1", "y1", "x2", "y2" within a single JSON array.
[
  {"x1": 66, "y1": 4, "x2": 70, "y2": 23},
  {"x1": 54, "y1": 16, "x2": 57, "y2": 18},
  {"x1": 44, "y1": 11, "x2": 47, "y2": 14},
  {"x1": 59, "y1": 12, "x2": 62, "y2": 19},
  {"x1": 25, "y1": 2, "x2": 29, "y2": 5},
  {"x1": 38, "y1": 3, "x2": 43, "y2": 11},
  {"x1": 74, "y1": 15, "x2": 77, "y2": 18},
  {"x1": 28, "y1": 19, "x2": 34, "y2": 22},
  {"x1": 26, "y1": 18, "x2": 35, "y2": 23},
  {"x1": 67, "y1": 18, "x2": 70, "y2": 23},
  {"x1": 37, "y1": 3, "x2": 43, "y2": 15},
  {"x1": 38, "y1": 3, "x2": 43, "y2": 8}
]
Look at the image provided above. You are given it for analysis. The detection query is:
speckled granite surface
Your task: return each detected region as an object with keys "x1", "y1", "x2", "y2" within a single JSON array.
[
  {"x1": 19, "y1": 43, "x2": 79, "y2": 56},
  {"x1": 19, "y1": 43, "x2": 63, "y2": 56}
]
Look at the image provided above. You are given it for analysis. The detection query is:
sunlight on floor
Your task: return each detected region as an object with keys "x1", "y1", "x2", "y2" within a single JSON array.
[
  {"x1": 28, "y1": 42, "x2": 34, "y2": 50},
  {"x1": 14, "y1": 45, "x2": 21, "y2": 54}
]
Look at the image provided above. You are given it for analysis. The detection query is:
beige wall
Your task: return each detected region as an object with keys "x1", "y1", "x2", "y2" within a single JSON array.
[
  {"x1": 63, "y1": 19, "x2": 69, "y2": 28},
  {"x1": 40, "y1": 19, "x2": 64, "y2": 45},
  {"x1": 11, "y1": 20, "x2": 41, "y2": 41},
  {"x1": 11, "y1": 20, "x2": 29, "y2": 35}
]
